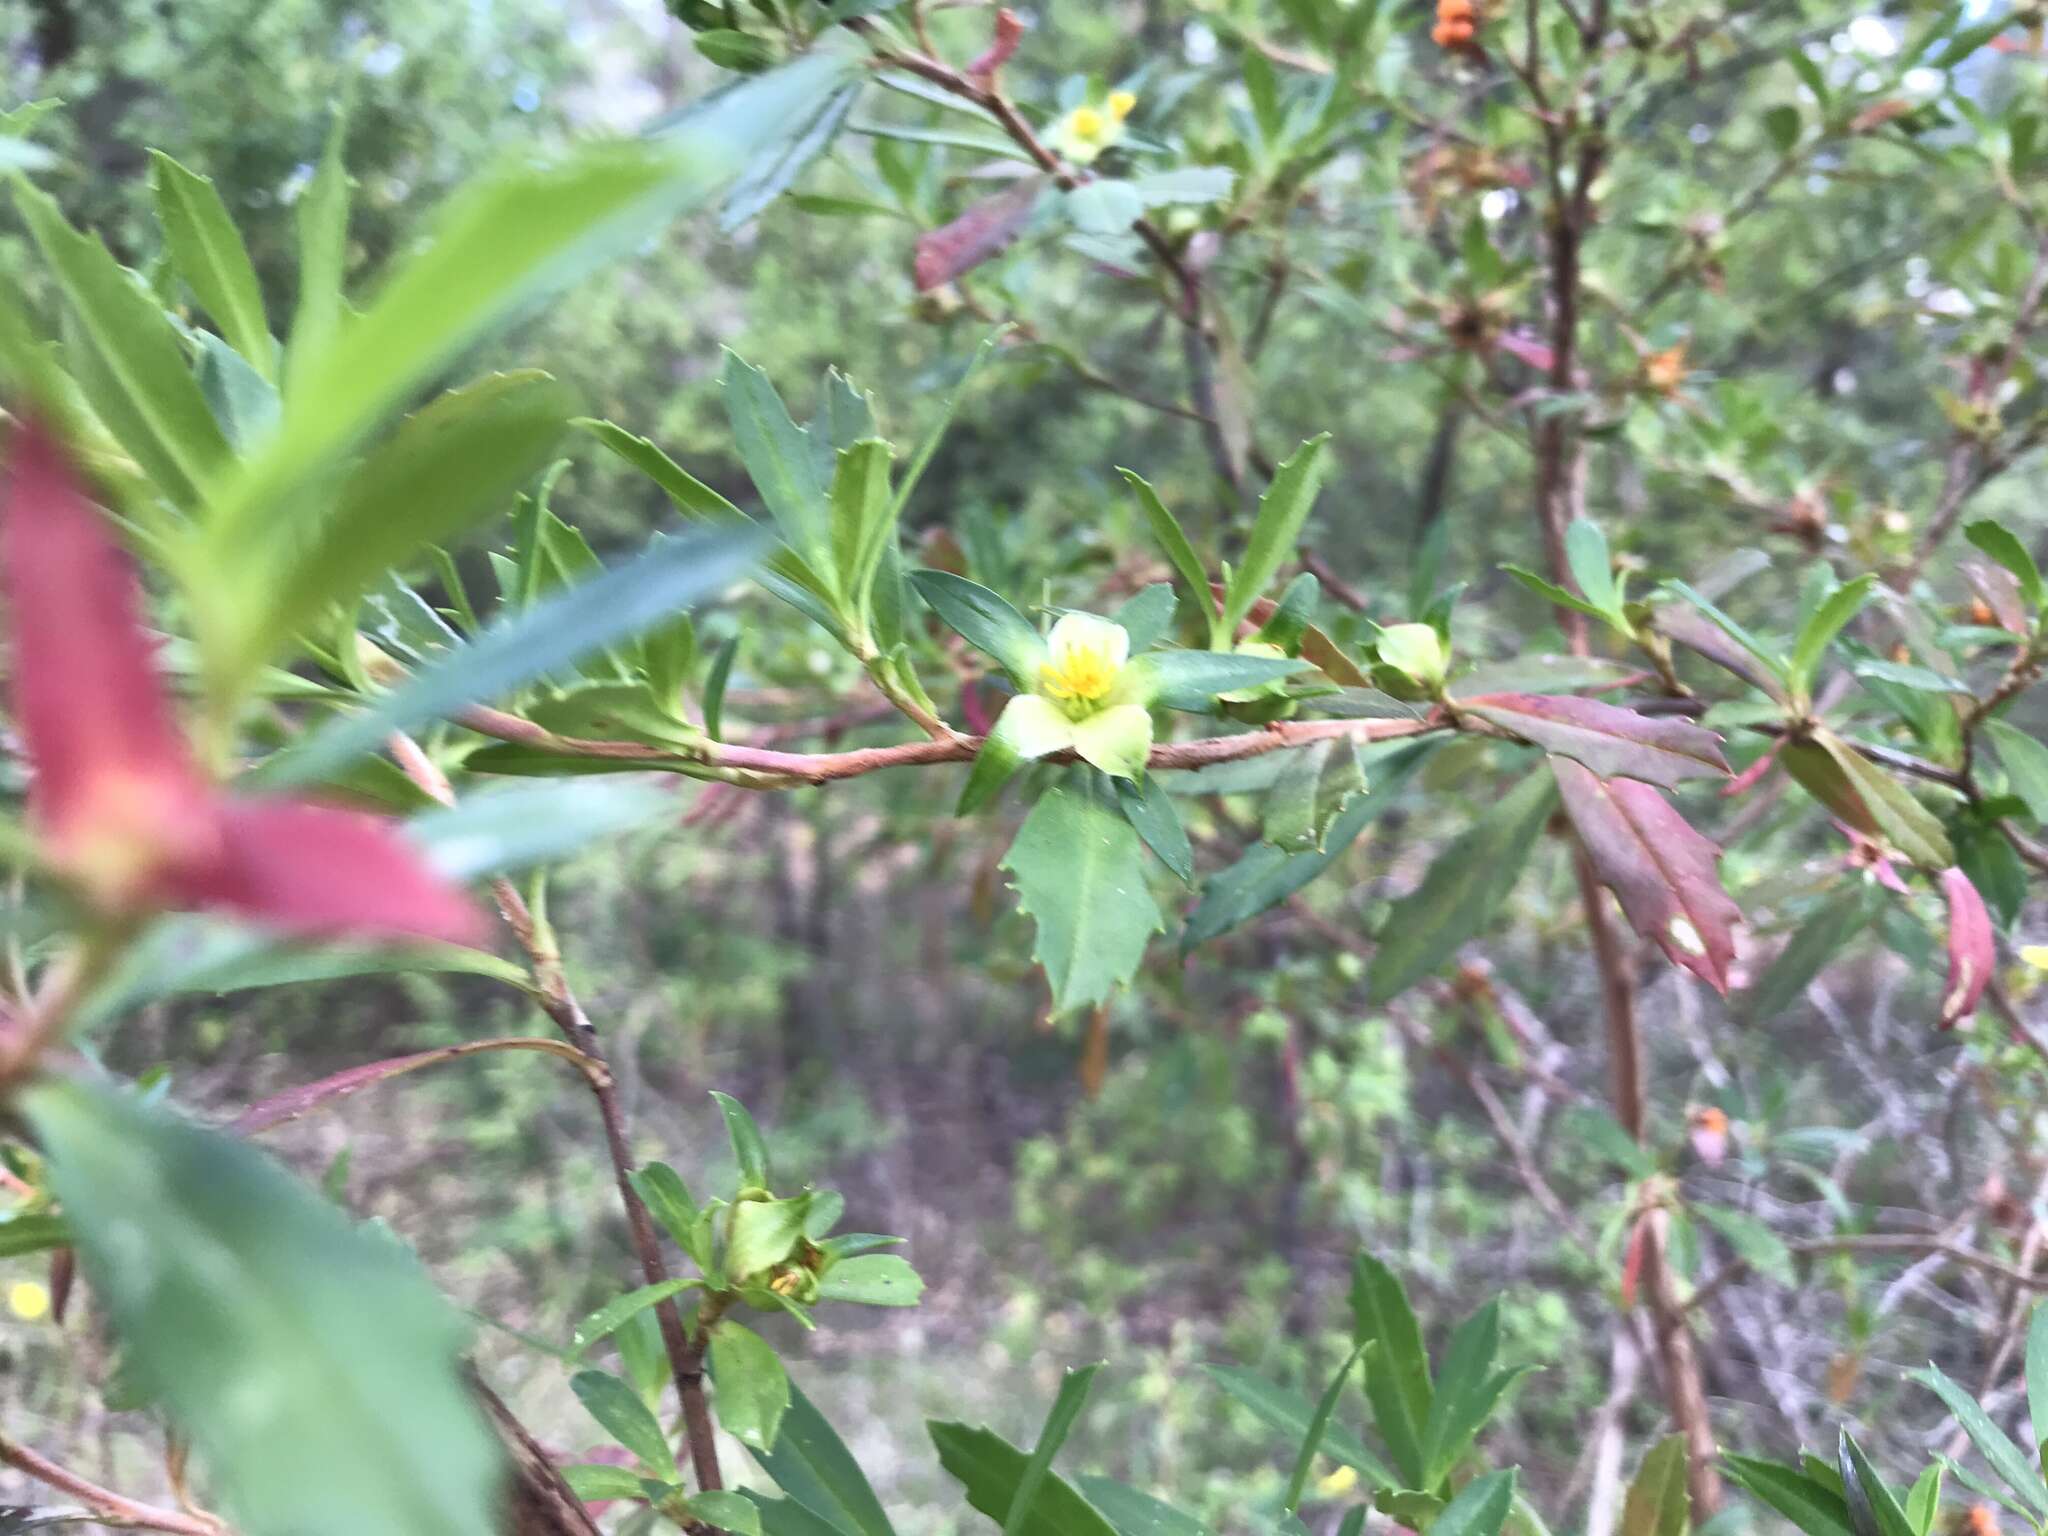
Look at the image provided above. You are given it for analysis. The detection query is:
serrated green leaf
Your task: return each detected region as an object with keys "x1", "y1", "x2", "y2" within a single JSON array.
[
  {"x1": 1001, "y1": 780, "x2": 1163, "y2": 1016},
  {"x1": 12, "y1": 177, "x2": 230, "y2": 506},
  {"x1": 150, "y1": 149, "x2": 273, "y2": 380},
  {"x1": 723, "y1": 350, "x2": 834, "y2": 579},
  {"x1": 263, "y1": 524, "x2": 764, "y2": 788}
]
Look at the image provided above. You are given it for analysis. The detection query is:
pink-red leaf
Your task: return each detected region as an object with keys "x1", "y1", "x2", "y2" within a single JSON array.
[
  {"x1": 1554, "y1": 758, "x2": 1741, "y2": 992},
  {"x1": 1961, "y1": 559, "x2": 2029, "y2": 636},
  {"x1": 232, "y1": 1037, "x2": 598, "y2": 1136},
  {"x1": 0, "y1": 417, "x2": 215, "y2": 888},
  {"x1": 1653, "y1": 606, "x2": 1787, "y2": 701},
  {"x1": 180, "y1": 798, "x2": 488, "y2": 947},
  {"x1": 913, "y1": 177, "x2": 1045, "y2": 292},
  {"x1": 1462, "y1": 692, "x2": 1730, "y2": 787},
  {"x1": 1938, "y1": 866, "x2": 1993, "y2": 1030}
]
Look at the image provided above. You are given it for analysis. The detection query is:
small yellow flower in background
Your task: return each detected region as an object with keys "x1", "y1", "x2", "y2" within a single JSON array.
[
  {"x1": 9, "y1": 1280, "x2": 50, "y2": 1321},
  {"x1": 1040, "y1": 612, "x2": 1129, "y2": 711},
  {"x1": 2023, "y1": 945, "x2": 2048, "y2": 969},
  {"x1": 1049, "y1": 92, "x2": 1136, "y2": 165},
  {"x1": 1317, "y1": 1465, "x2": 1359, "y2": 1498}
]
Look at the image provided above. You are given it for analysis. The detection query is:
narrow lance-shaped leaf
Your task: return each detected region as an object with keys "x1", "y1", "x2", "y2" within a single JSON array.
[
  {"x1": 231, "y1": 1038, "x2": 595, "y2": 1136},
  {"x1": 263, "y1": 523, "x2": 766, "y2": 788},
  {"x1": 1966, "y1": 520, "x2": 2044, "y2": 613},
  {"x1": 1005, "y1": 1365, "x2": 1102, "y2": 1536},
  {"x1": 1620, "y1": 1438, "x2": 1690, "y2": 1536},
  {"x1": 1221, "y1": 435, "x2": 1331, "y2": 637},
  {"x1": 914, "y1": 177, "x2": 1046, "y2": 291},
  {"x1": 1457, "y1": 693, "x2": 1729, "y2": 788},
  {"x1": 928, "y1": 1423, "x2": 1117, "y2": 1536},
  {"x1": 1938, "y1": 866, "x2": 1994, "y2": 1030},
  {"x1": 909, "y1": 569, "x2": 1046, "y2": 686},
  {"x1": 1554, "y1": 759, "x2": 1741, "y2": 993},
  {"x1": 150, "y1": 149, "x2": 274, "y2": 379},
  {"x1": 1118, "y1": 469, "x2": 1218, "y2": 629},
  {"x1": 1282, "y1": 1346, "x2": 1366, "y2": 1513},
  {"x1": 1787, "y1": 574, "x2": 1877, "y2": 697},
  {"x1": 238, "y1": 371, "x2": 578, "y2": 673},
  {"x1": 11, "y1": 178, "x2": 231, "y2": 507},
  {"x1": 1199, "y1": 1364, "x2": 1397, "y2": 1489},
  {"x1": 749, "y1": 1380, "x2": 897, "y2": 1536},
  {"x1": 1349, "y1": 1254, "x2": 1432, "y2": 1487},
  {"x1": 217, "y1": 54, "x2": 855, "y2": 545}
]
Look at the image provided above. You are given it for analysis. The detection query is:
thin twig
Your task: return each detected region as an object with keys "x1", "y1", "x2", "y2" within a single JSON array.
[
  {"x1": 0, "y1": 1435, "x2": 224, "y2": 1536},
  {"x1": 388, "y1": 733, "x2": 728, "y2": 1506}
]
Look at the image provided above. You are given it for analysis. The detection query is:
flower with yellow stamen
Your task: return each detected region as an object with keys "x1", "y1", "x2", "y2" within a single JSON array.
[
  {"x1": 1040, "y1": 612, "x2": 1129, "y2": 711},
  {"x1": 908, "y1": 570, "x2": 1309, "y2": 814},
  {"x1": 2024, "y1": 945, "x2": 2048, "y2": 970},
  {"x1": 1049, "y1": 92, "x2": 1136, "y2": 165}
]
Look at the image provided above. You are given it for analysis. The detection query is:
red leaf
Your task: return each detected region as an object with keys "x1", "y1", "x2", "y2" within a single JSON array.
[
  {"x1": 1653, "y1": 606, "x2": 1788, "y2": 701},
  {"x1": 1494, "y1": 330, "x2": 1556, "y2": 372},
  {"x1": 0, "y1": 418, "x2": 217, "y2": 898},
  {"x1": 232, "y1": 1037, "x2": 596, "y2": 1136},
  {"x1": 1962, "y1": 559, "x2": 2030, "y2": 636},
  {"x1": 1939, "y1": 866, "x2": 1993, "y2": 1030},
  {"x1": 1721, "y1": 739, "x2": 1782, "y2": 798},
  {"x1": 1620, "y1": 1214, "x2": 1648, "y2": 1310},
  {"x1": 1460, "y1": 692, "x2": 1730, "y2": 787},
  {"x1": 913, "y1": 177, "x2": 1046, "y2": 292},
  {"x1": 966, "y1": 7, "x2": 1025, "y2": 84},
  {"x1": 1554, "y1": 758, "x2": 1741, "y2": 992},
  {"x1": 178, "y1": 798, "x2": 487, "y2": 947}
]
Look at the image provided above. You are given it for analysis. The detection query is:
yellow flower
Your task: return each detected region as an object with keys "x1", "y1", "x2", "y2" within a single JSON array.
[
  {"x1": 8, "y1": 1280, "x2": 49, "y2": 1321},
  {"x1": 1039, "y1": 612, "x2": 1129, "y2": 710},
  {"x1": 1317, "y1": 1465, "x2": 1359, "y2": 1498},
  {"x1": 1049, "y1": 95, "x2": 1135, "y2": 165},
  {"x1": 2023, "y1": 945, "x2": 2048, "y2": 970}
]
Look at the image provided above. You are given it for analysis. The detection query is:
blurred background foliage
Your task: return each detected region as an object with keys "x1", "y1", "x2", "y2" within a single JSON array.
[{"x1": 2, "y1": 1, "x2": 2047, "y2": 1533}]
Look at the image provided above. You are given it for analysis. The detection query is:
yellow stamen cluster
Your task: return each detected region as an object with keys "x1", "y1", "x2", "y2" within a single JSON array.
[
  {"x1": 1042, "y1": 649, "x2": 1118, "y2": 704},
  {"x1": 1038, "y1": 612, "x2": 1129, "y2": 713},
  {"x1": 1051, "y1": 93, "x2": 1137, "y2": 164}
]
